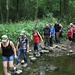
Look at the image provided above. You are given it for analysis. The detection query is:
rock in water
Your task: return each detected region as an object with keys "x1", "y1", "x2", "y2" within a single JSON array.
[
  {"x1": 36, "y1": 54, "x2": 40, "y2": 57},
  {"x1": 40, "y1": 50, "x2": 49, "y2": 53},
  {"x1": 30, "y1": 57, "x2": 37, "y2": 61},
  {"x1": 16, "y1": 70, "x2": 22, "y2": 74},
  {"x1": 7, "y1": 72, "x2": 11, "y2": 75},
  {"x1": 29, "y1": 56, "x2": 34, "y2": 58},
  {"x1": 69, "y1": 50, "x2": 73, "y2": 53}
]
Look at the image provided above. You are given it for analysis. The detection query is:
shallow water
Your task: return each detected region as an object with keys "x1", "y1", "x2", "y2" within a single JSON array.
[{"x1": 17, "y1": 53, "x2": 75, "y2": 75}]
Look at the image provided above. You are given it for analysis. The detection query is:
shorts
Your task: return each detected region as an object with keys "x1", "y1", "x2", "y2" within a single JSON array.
[
  {"x1": 2, "y1": 55, "x2": 14, "y2": 61},
  {"x1": 68, "y1": 37, "x2": 72, "y2": 41}
]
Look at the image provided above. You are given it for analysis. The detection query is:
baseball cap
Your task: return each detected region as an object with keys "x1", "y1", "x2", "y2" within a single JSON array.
[
  {"x1": 20, "y1": 30, "x2": 25, "y2": 36},
  {"x1": 2, "y1": 35, "x2": 8, "y2": 42}
]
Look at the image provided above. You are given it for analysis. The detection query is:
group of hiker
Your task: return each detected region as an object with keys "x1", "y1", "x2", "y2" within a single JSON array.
[
  {"x1": 67, "y1": 22, "x2": 75, "y2": 45},
  {"x1": 0, "y1": 21, "x2": 75, "y2": 75}
]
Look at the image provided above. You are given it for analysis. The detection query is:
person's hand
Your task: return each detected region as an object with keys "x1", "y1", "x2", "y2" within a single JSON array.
[
  {"x1": 50, "y1": 35, "x2": 51, "y2": 38},
  {"x1": 16, "y1": 47, "x2": 18, "y2": 51},
  {"x1": 43, "y1": 35, "x2": 44, "y2": 38},
  {"x1": 59, "y1": 30, "x2": 61, "y2": 32},
  {"x1": 27, "y1": 50, "x2": 29, "y2": 53},
  {"x1": 54, "y1": 35, "x2": 55, "y2": 36},
  {"x1": 41, "y1": 39, "x2": 43, "y2": 42},
  {"x1": 14, "y1": 55, "x2": 17, "y2": 59}
]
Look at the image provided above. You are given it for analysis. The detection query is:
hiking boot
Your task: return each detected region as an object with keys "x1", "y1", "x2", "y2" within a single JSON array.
[
  {"x1": 13, "y1": 67, "x2": 17, "y2": 74},
  {"x1": 37, "y1": 52, "x2": 40, "y2": 55},
  {"x1": 33, "y1": 50, "x2": 36, "y2": 54}
]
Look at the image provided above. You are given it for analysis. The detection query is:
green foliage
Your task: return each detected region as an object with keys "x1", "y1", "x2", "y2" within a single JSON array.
[{"x1": 0, "y1": 17, "x2": 68, "y2": 45}]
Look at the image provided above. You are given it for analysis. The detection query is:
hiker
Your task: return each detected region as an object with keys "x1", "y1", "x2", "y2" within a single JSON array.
[
  {"x1": 31, "y1": 29, "x2": 43, "y2": 55},
  {"x1": 15, "y1": 30, "x2": 29, "y2": 65},
  {"x1": 54, "y1": 21, "x2": 63, "y2": 44},
  {"x1": 43, "y1": 24, "x2": 51, "y2": 47},
  {"x1": 67, "y1": 26, "x2": 72, "y2": 45},
  {"x1": 0, "y1": 35, "x2": 17, "y2": 75},
  {"x1": 49, "y1": 24, "x2": 55, "y2": 47},
  {"x1": 72, "y1": 22, "x2": 75, "y2": 42}
]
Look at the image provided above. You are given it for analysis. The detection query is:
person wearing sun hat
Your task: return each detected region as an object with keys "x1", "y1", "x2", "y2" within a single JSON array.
[
  {"x1": 0, "y1": 35, "x2": 17, "y2": 75},
  {"x1": 15, "y1": 30, "x2": 29, "y2": 65}
]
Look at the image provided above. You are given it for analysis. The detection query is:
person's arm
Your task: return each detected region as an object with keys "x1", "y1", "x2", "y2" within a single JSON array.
[
  {"x1": 31, "y1": 35, "x2": 33, "y2": 40},
  {"x1": 38, "y1": 32, "x2": 43, "y2": 42},
  {"x1": 27, "y1": 43, "x2": 29, "y2": 53},
  {"x1": 16, "y1": 41, "x2": 19, "y2": 51},
  {"x1": 10, "y1": 41, "x2": 17, "y2": 59},
  {"x1": 50, "y1": 32, "x2": 51, "y2": 38},
  {"x1": 43, "y1": 31, "x2": 44, "y2": 38},
  {"x1": 0, "y1": 42, "x2": 1, "y2": 53}
]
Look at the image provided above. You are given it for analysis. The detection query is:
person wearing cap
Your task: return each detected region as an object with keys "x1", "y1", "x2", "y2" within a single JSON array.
[
  {"x1": 31, "y1": 29, "x2": 43, "y2": 55},
  {"x1": 43, "y1": 24, "x2": 51, "y2": 47},
  {"x1": 49, "y1": 24, "x2": 55, "y2": 46},
  {"x1": 15, "y1": 30, "x2": 29, "y2": 65},
  {"x1": 0, "y1": 35, "x2": 17, "y2": 75}
]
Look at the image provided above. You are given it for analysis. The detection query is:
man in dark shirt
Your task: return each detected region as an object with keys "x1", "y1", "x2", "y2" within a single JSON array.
[
  {"x1": 43, "y1": 24, "x2": 51, "y2": 46},
  {"x1": 54, "y1": 21, "x2": 63, "y2": 43}
]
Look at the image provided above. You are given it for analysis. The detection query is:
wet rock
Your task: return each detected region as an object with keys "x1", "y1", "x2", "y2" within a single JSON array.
[
  {"x1": 48, "y1": 54, "x2": 55, "y2": 57},
  {"x1": 69, "y1": 50, "x2": 73, "y2": 53},
  {"x1": 16, "y1": 70, "x2": 22, "y2": 74},
  {"x1": 15, "y1": 63, "x2": 23, "y2": 69},
  {"x1": 49, "y1": 47, "x2": 53, "y2": 50},
  {"x1": 36, "y1": 54, "x2": 40, "y2": 58},
  {"x1": 40, "y1": 50, "x2": 49, "y2": 53},
  {"x1": 29, "y1": 52, "x2": 33, "y2": 55},
  {"x1": 29, "y1": 56, "x2": 34, "y2": 59},
  {"x1": 61, "y1": 48, "x2": 67, "y2": 51},
  {"x1": 50, "y1": 65, "x2": 57, "y2": 71},
  {"x1": 29, "y1": 50, "x2": 32, "y2": 52},
  {"x1": 30, "y1": 57, "x2": 37, "y2": 61}
]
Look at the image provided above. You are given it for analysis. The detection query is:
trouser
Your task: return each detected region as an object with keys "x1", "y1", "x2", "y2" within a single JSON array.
[
  {"x1": 55, "y1": 32, "x2": 61, "y2": 43},
  {"x1": 44, "y1": 35, "x2": 50, "y2": 46},
  {"x1": 50, "y1": 36, "x2": 53, "y2": 46},
  {"x1": 15, "y1": 48, "x2": 27, "y2": 65},
  {"x1": 34, "y1": 42, "x2": 39, "y2": 51},
  {"x1": 73, "y1": 33, "x2": 75, "y2": 42}
]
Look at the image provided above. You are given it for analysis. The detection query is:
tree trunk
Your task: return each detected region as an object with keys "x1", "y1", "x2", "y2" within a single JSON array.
[
  {"x1": 35, "y1": 0, "x2": 38, "y2": 20},
  {"x1": 0, "y1": 1, "x2": 3, "y2": 23},
  {"x1": 6, "y1": 0, "x2": 9, "y2": 23},
  {"x1": 16, "y1": 0, "x2": 19, "y2": 20},
  {"x1": 60, "y1": 0, "x2": 62, "y2": 14}
]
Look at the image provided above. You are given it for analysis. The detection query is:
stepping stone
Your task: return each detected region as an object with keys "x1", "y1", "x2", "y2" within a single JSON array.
[
  {"x1": 29, "y1": 56, "x2": 34, "y2": 58},
  {"x1": 30, "y1": 57, "x2": 37, "y2": 61},
  {"x1": 61, "y1": 48, "x2": 67, "y2": 51},
  {"x1": 22, "y1": 63, "x2": 28, "y2": 68},
  {"x1": 15, "y1": 63, "x2": 23, "y2": 69},
  {"x1": 67, "y1": 54, "x2": 69, "y2": 56},
  {"x1": 16, "y1": 70, "x2": 22, "y2": 74},
  {"x1": 36, "y1": 54, "x2": 40, "y2": 57},
  {"x1": 69, "y1": 50, "x2": 73, "y2": 53},
  {"x1": 40, "y1": 50, "x2": 49, "y2": 53},
  {"x1": 29, "y1": 50, "x2": 32, "y2": 52},
  {"x1": 49, "y1": 47, "x2": 53, "y2": 50}
]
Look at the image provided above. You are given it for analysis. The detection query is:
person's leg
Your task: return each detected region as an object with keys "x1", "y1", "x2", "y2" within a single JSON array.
[
  {"x1": 47, "y1": 36, "x2": 50, "y2": 46},
  {"x1": 55, "y1": 32, "x2": 58, "y2": 43},
  {"x1": 23, "y1": 50, "x2": 27, "y2": 63},
  {"x1": 37, "y1": 42, "x2": 39, "y2": 55},
  {"x1": 2, "y1": 61, "x2": 8, "y2": 75},
  {"x1": 44, "y1": 36, "x2": 47, "y2": 46},
  {"x1": 51, "y1": 36, "x2": 53, "y2": 46},
  {"x1": 15, "y1": 48, "x2": 22, "y2": 65},
  {"x1": 33, "y1": 43, "x2": 36, "y2": 54},
  {"x1": 2, "y1": 56, "x2": 8, "y2": 75}
]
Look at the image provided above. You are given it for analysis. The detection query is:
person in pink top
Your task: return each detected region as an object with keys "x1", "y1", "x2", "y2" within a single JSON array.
[
  {"x1": 67, "y1": 26, "x2": 72, "y2": 45},
  {"x1": 31, "y1": 29, "x2": 43, "y2": 55}
]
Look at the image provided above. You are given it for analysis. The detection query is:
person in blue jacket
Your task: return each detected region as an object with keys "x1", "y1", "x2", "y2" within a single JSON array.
[{"x1": 49, "y1": 24, "x2": 55, "y2": 46}]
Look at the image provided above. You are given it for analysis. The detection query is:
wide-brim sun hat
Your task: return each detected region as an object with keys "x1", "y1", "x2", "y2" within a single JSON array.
[
  {"x1": 2, "y1": 35, "x2": 8, "y2": 42},
  {"x1": 20, "y1": 30, "x2": 25, "y2": 36}
]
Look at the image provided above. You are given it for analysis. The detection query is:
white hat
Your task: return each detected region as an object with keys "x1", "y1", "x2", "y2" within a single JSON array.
[
  {"x1": 2, "y1": 35, "x2": 8, "y2": 42},
  {"x1": 70, "y1": 23, "x2": 73, "y2": 26},
  {"x1": 20, "y1": 31, "x2": 25, "y2": 36}
]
